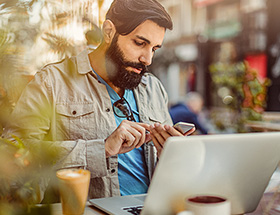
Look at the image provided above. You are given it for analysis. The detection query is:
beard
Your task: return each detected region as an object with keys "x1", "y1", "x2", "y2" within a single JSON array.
[{"x1": 105, "y1": 34, "x2": 148, "y2": 90}]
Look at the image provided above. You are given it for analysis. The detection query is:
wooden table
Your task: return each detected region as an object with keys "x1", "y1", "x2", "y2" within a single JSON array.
[
  {"x1": 51, "y1": 202, "x2": 106, "y2": 215},
  {"x1": 245, "y1": 120, "x2": 280, "y2": 132},
  {"x1": 51, "y1": 167, "x2": 280, "y2": 215},
  {"x1": 245, "y1": 167, "x2": 280, "y2": 215},
  {"x1": 50, "y1": 194, "x2": 280, "y2": 215}
]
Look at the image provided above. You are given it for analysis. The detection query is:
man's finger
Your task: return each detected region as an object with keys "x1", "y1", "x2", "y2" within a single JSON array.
[
  {"x1": 137, "y1": 122, "x2": 151, "y2": 131},
  {"x1": 124, "y1": 126, "x2": 143, "y2": 147},
  {"x1": 130, "y1": 124, "x2": 147, "y2": 145},
  {"x1": 121, "y1": 131, "x2": 136, "y2": 147},
  {"x1": 150, "y1": 124, "x2": 165, "y2": 147},
  {"x1": 164, "y1": 124, "x2": 184, "y2": 136},
  {"x1": 153, "y1": 123, "x2": 171, "y2": 140},
  {"x1": 150, "y1": 133, "x2": 162, "y2": 152}
]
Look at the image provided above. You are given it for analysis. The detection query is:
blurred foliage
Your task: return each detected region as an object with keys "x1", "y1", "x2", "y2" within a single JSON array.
[
  {"x1": 41, "y1": 32, "x2": 75, "y2": 55},
  {"x1": 0, "y1": 0, "x2": 105, "y2": 213},
  {"x1": 209, "y1": 61, "x2": 271, "y2": 133},
  {"x1": 0, "y1": 0, "x2": 103, "y2": 133},
  {"x1": 0, "y1": 136, "x2": 62, "y2": 214}
]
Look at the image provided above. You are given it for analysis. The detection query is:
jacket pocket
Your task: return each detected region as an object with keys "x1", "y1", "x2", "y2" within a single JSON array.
[
  {"x1": 56, "y1": 103, "x2": 96, "y2": 140},
  {"x1": 147, "y1": 107, "x2": 169, "y2": 125},
  {"x1": 56, "y1": 103, "x2": 95, "y2": 117}
]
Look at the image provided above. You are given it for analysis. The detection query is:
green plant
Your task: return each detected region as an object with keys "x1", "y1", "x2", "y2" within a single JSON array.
[
  {"x1": 209, "y1": 61, "x2": 271, "y2": 133},
  {"x1": 0, "y1": 136, "x2": 61, "y2": 214},
  {"x1": 0, "y1": 0, "x2": 104, "y2": 134}
]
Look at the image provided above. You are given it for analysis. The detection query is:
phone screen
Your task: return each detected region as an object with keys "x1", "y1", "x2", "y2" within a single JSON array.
[{"x1": 173, "y1": 122, "x2": 195, "y2": 134}]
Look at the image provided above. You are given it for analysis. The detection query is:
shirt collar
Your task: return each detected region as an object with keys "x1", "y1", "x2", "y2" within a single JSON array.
[
  {"x1": 91, "y1": 69, "x2": 136, "y2": 104},
  {"x1": 92, "y1": 68, "x2": 120, "y2": 101},
  {"x1": 92, "y1": 68, "x2": 107, "y2": 85}
]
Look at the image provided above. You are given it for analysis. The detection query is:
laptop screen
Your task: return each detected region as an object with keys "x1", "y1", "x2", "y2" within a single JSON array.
[{"x1": 141, "y1": 132, "x2": 280, "y2": 215}]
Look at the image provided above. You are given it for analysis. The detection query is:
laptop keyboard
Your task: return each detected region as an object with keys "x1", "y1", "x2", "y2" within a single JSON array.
[{"x1": 122, "y1": 205, "x2": 143, "y2": 215}]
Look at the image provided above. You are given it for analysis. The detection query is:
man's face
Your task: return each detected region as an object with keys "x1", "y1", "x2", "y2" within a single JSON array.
[{"x1": 105, "y1": 20, "x2": 165, "y2": 90}]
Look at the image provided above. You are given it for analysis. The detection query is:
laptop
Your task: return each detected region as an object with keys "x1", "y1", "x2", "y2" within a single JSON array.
[{"x1": 89, "y1": 132, "x2": 280, "y2": 215}]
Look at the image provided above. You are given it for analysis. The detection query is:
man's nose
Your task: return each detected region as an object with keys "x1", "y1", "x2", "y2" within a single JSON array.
[{"x1": 139, "y1": 50, "x2": 153, "y2": 66}]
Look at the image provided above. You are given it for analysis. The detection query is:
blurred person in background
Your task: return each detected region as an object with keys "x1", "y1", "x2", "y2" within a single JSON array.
[
  {"x1": 169, "y1": 91, "x2": 208, "y2": 134},
  {"x1": 2, "y1": 0, "x2": 195, "y2": 203}
]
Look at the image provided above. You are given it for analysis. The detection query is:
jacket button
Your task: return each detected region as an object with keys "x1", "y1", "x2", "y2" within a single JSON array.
[
  {"x1": 106, "y1": 108, "x2": 110, "y2": 112},
  {"x1": 111, "y1": 169, "x2": 116, "y2": 173},
  {"x1": 72, "y1": 110, "x2": 77, "y2": 115}
]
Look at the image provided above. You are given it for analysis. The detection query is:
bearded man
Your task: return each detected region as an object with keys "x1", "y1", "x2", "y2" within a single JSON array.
[{"x1": 3, "y1": 0, "x2": 194, "y2": 201}]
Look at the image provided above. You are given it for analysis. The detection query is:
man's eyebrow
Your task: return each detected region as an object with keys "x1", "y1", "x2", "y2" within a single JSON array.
[{"x1": 136, "y1": 35, "x2": 162, "y2": 48}]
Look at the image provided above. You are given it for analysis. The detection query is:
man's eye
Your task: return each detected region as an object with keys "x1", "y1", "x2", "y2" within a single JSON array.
[{"x1": 134, "y1": 40, "x2": 144, "y2": 46}]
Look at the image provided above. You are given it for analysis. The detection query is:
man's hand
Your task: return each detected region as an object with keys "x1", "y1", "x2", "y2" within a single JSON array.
[
  {"x1": 150, "y1": 123, "x2": 195, "y2": 157},
  {"x1": 105, "y1": 120, "x2": 151, "y2": 157}
]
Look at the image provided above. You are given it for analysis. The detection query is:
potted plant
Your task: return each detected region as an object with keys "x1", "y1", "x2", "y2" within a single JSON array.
[{"x1": 209, "y1": 61, "x2": 271, "y2": 133}]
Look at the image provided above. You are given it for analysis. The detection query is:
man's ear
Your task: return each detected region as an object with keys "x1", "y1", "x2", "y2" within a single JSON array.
[{"x1": 102, "y1": 20, "x2": 116, "y2": 44}]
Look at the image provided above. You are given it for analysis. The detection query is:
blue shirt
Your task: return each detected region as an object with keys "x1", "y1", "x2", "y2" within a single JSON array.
[{"x1": 93, "y1": 70, "x2": 150, "y2": 195}]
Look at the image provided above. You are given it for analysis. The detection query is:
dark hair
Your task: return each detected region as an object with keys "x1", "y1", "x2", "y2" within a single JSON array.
[{"x1": 106, "y1": 0, "x2": 173, "y2": 35}]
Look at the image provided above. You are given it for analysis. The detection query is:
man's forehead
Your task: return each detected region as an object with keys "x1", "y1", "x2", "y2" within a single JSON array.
[{"x1": 129, "y1": 20, "x2": 166, "y2": 46}]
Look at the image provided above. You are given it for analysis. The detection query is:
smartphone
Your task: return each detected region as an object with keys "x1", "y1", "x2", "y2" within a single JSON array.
[{"x1": 173, "y1": 122, "x2": 195, "y2": 135}]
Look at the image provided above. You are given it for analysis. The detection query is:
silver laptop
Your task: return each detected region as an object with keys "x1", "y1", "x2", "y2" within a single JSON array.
[{"x1": 89, "y1": 132, "x2": 280, "y2": 215}]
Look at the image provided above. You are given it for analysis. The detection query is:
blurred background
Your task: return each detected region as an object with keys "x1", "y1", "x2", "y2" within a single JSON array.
[{"x1": 1, "y1": 0, "x2": 280, "y2": 134}]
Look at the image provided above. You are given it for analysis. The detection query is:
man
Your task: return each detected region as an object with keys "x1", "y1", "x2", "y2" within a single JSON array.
[
  {"x1": 169, "y1": 91, "x2": 208, "y2": 134},
  {"x1": 3, "y1": 0, "x2": 194, "y2": 201}
]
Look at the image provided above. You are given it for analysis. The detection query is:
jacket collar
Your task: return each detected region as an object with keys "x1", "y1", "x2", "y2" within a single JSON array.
[{"x1": 76, "y1": 48, "x2": 92, "y2": 75}]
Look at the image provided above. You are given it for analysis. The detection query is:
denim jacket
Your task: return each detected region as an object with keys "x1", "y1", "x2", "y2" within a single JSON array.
[{"x1": 3, "y1": 49, "x2": 173, "y2": 199}]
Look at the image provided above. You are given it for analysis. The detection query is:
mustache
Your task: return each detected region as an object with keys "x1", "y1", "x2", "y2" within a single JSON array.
[{"x1": 121, "y1": 60, "x2": 148, "y2": 73}]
